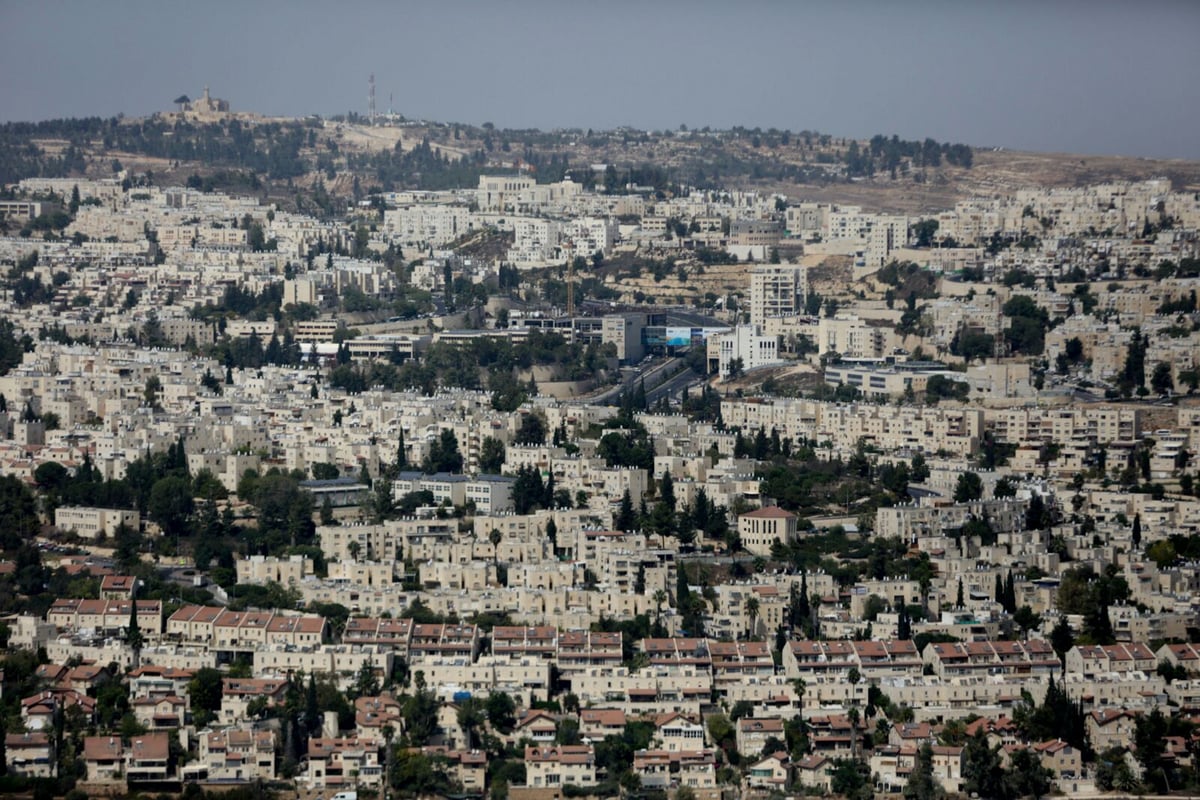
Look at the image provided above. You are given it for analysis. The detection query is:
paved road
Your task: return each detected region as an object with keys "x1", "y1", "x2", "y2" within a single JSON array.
[
  {"x1": 574, "y1": 356, "x2": 684, "y2": 406},
  {"x1": 645, "y1": 367, "x2": 706, "y2": 407}
]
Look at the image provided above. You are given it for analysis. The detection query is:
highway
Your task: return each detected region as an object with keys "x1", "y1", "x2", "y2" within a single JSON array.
[
  {"x1": 574, "y1": 355, "x2": 687, "y2": 406},
  {"x1": 645, "y1": 365, "x2": 707, "y2": 407}
]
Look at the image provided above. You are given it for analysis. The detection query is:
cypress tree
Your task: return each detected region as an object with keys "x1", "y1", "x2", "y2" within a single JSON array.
[
  {"x1": 798, "y1": 571, "x2": 811, "y2": 624},
  {"x1": 634, "y1": 379, "x2": 647, "y2": 411},
  {"x1": 659, "y1": 470, "x2": 675, "y2": 509},
  {"x1": 305, "y1": 673, "x2": 320, "y2": 736},
  {"x1": 616, "y1": 489, "x2": 634, "y2": 532},
  {"x1": 675, "y1": 561, "x2": 690, "y2": 606},
  {"x1": 693, "y1": 488, "x2": 710, "y2": 532},
  {"x1": 126, "y1": 588, "x2": 144, "y2": 668}
]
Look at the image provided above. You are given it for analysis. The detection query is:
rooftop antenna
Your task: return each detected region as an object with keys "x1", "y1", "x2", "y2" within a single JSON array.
[{"x1": 368, "y1": 73, "x2": 376, "y2": 121}]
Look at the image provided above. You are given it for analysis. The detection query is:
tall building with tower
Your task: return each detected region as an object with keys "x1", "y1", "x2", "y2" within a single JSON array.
[
  {"x1": 367, "y1": 73, "x2": 376, "y2": 120},
  {"x1": 173, "y1": 86, "x2": 230, "y2": 121}
]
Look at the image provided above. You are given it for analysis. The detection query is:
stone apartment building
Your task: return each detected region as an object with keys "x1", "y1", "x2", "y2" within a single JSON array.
[
  {"x1": 165, "y1": 605, "x2": 328, "y2": 652},
  {"x1": 303, "y1": 737, "x2": 383, "y2": 790},
  {"x1": 720, "y1": 396, "x2": 984, "y2": 459},
  {"x1": 524, "y1": 745, "x2": 597, "y2": 788},
  {"x1": 922, "y1": 639, "x2": 1059, "y2": 679},
  {"x1": 737, "y1": 506, "x2": 798, "y2": 556},
  {"x1": 83, "y1": 736, "x2": 124, "y2": 783},
  {"x1": 183, "y1": 727, "x2": 276, "y2": 783},
  {"x1": 5, "y1": 732, "x2": 55, "y2": 778},
  {"x1": 749, "y1": 264, "x2": 807, "y2": 326},
  {"x1": 220, "y1": 678, "x2": 289, "y2": 725},
  {"x1": 47, "y1": 598, "x2": 163, "y2": 637},
  {"x1": 707, "y1": 324, "x2": 781, "y2": 378},
  {"x1": 54, "y1": 506, "x2": 140, "y2": 539},
  {"x1": 235, "y1": 554, "x2": 314, "y2": 586},
  {"x1": 633, "y1": 748, "x2": 717, "y2": 790}
]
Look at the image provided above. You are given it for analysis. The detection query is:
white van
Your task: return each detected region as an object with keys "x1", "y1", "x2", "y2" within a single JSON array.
[{"x1": 331, "y1": 793, "x2": 358, "y2": 800}]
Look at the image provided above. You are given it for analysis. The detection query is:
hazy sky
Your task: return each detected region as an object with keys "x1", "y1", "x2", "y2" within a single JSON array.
[{"x1": 2, "y1": 1, "x2": 1198, "y2": 159}]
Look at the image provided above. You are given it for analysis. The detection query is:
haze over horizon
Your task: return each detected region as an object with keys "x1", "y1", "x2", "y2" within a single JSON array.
[{"x1": 2, "y1": 1, "x2": 1198, "y2": 160}]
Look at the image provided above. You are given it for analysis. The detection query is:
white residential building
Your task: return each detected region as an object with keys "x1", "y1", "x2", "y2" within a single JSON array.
[
  {"x1": 707, "y1": 325, "x2": 781, "y2": 378},
  {"x1": 750, "y1": 264, "x2": 807, "y2": 327}
]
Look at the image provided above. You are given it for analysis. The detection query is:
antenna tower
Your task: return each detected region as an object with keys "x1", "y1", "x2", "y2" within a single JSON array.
[
  {"x1": 367, "y1": 73, "x2": 376, "y2": 121},
  {"x1": 566, "y1": 246, "x2": 575, "y2": 317}
]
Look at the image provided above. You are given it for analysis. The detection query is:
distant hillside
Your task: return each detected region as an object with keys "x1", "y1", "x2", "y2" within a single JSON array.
[{"x1": 3, "y1": 113, "x2": 1198, "y2": 216}]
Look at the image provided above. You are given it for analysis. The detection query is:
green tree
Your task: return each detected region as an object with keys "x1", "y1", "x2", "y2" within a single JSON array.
[
  {"x1": 1013, "y1": 606, "x2": 1042, "y2": 639},
  {"x1": 829, "y1": 758, "x2": 872, "y2": 800},
  {"x1": 1050, "y1": 616, "x2": 1073, "y2": 667},
  {"x1": 516, "y1": 412, "x2": 547, "y2": 445},
  {"x1": 910, "y1": 452, "x2": 930, "y2": 482},
  {"x1": 745, "y1": 595, "x2": 761, "y2": 638},
  {"x1": 402, "y1": 680, "x2": 439, "y2": 745},
  {"x1": 1146, "y1": 539, "x2": 1176, "y2": 568},
  {"x1": 904, "y1": 742, "x2": 945, "y2": 800},
  {"x1": 953, "y1": 471, "x2": 983, "y2": 502},
  {"x1": 1007, "y1": 746, "x2": 1053, "y2": 799},
  {"x1": 912, "y1": 219, "x2": 940, "y2": 248},
  {"x1": 489, "y1": 528, "x2": 503, "y2": 571},
  {"x1": 962, "y1": 730, "x2": 1006, "y2": 800},
  {"x1": 395, "y1": 428, "x2": 408, "y2": 471},
  {"x1": 457, "y1": 698, "x2": 486, "y2": 749},
  {"x1": 706, "y1": 712, "x2": 735, "y2": 753},
  {"x1": 485, "y1": 691, "x2": 516, "y2": 734},
  {"x1": 370, "y1": 478, "x2": 394, "y2": 523},
  {"x1": 311, "y1": 462, "x2": 340, "y2": 480},
  {"x1": 188, "y1": 667, "x2": 224, "y2": 728},
  {"x1": 616, "y1": 489, "x2": 635, "y2": 532},
  {"x1": 1133, "y1": 707, "x2": 1168, "y2": 790},
  {"x1": 252, "y1": 471, "x2": 315, "y2": 549},
  {"x1": 1094, "y1": 746, "x2": 1135, "y2": 792},
  {"x1": 422, "y1": 429, "x2": 464, "y2": 473},
  {"x1": 1151, "y1": 362, "x2": 1174, "y2": 396},
  {"x1": 148, "y1": 475, "x2": 195, "y2": 538},
  {"x1": 143, "y1": 375, "x2": 163, "y2": 408},
  {"x1": 1002, "y1": 295, "x2": 1049, "y2": 355},
  {"x1": 352, "y1": 659, "x2": 381, "y2": 699},
  {"x1": 391, "y1": 748, "x2": 451, "y2": 797},
  {"x1": 1118, "y1": 328, "x2": 1148, "y2": 395},
  {"x1": 479, "y1": 436, "x2": 506, "y2": 474}
]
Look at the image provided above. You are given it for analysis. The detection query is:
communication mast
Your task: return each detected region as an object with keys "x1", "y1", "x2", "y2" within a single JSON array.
[
  {"x1": 566, "y1": 242, "x2": 576, "y2": 317},
  {"x1": 367, "y1": 73, "x2": 376, "y2": 121}
]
